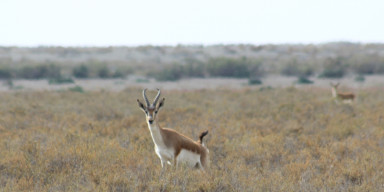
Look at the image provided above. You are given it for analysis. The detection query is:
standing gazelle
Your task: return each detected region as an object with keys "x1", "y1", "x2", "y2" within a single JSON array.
[
  {"x1": 330, "y1": 82, "x2": 355, "y2": 104},
  {"x1": 137, "y1": 89, "x2": 209, "y2": 169}
]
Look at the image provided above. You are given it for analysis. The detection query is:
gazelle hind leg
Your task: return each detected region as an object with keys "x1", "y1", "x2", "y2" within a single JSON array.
[{"x1": 173, "y1": 156, "x2": 179, "y2": 170}]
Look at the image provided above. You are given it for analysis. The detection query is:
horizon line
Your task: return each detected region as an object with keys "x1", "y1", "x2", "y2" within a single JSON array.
[{"x1": 1, "y1": 40, "x2": 384, "y2": 48}]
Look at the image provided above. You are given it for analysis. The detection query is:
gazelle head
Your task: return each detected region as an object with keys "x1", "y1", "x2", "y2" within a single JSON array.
[
  {"x1": 137, "y1": 88, "x2": 165, "y2": 125},
  {"x1": 330, "y1": 82, "x2": 340, "y2": 89}
]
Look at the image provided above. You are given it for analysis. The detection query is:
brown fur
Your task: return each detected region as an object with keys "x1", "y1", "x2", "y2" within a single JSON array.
[
  {"x1": 337, "y1": 93, "x2": 355, "y2": 100},
  {"x1": 159, "y1": 126, "x2": 209, "y2": 168}
]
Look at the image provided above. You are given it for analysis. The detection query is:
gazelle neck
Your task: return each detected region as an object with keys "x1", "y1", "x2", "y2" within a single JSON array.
[
  {"x1": 331, "y1": 87, "x2": 338, "y2": 98},
  {"x1": 147, "y1": 120, "x2": 159, "y2": 129},
  {"x1": 147, "y1": 121, "x2": 165, "y2": 147}
]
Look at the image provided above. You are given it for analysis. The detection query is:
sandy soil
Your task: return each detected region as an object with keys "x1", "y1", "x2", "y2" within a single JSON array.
[{"x1": 0, "y1": 75, "x2": 382, "y2": 92}]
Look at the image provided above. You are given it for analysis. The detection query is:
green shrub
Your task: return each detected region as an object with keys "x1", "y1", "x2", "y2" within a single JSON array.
[
  {"x1": 17, "y1": 66, "x2": 38, "y2": 79},
  {"x1": 73, "y1": 65, "x2": 89, "y2": 78},
  {"x1": 17, "y1": 64, "x2": 62, "y2": 79},
  {"x1": 98, "y1": 66, "x2": 110, "y2": 78},
  {"x1": 151, "y1": 58, "x2": 264, "y2": 81},
  {"x1": 320, "y1": 58, "x2": 346, "y2": 78},
  {"x1": 320, "y1": 68, "x2": 345, "y2": 78},
  {"x1": 0, "y1": 68, "x2": 12, "y2": 79},
  {"x1": 49, "y1": 77, "x2": 75, "y2": 84},
  {"x1": 182, "y1": 62, "x2": 205, "y2": 78},
  {"x1": 45, "y1": 64, "x2": 62, "y2": 78},
  {"x1": 207, "y1": 57, "x2": 250, "y2": 78},
  {"x1": 281, "y1": 60, "x2": 314, "y2": 77},
  {"x1": 248, "y1": 60, "x2": 265, "y2": 78},
  {"x1": 355, "y1": 75, "x2": 365, "y2": 82},
  {"x1": 352, "y1": 62, "x2": 384, "y2": 75},
  {"x1": 112, "y1": 70, "x2": 125, "y2": 78},
  {"x1": 296, "y1": 76, "x2": 314, "y2": 84},
  {"x1": 248, "y1": 78, "x2": 262, "y2": 85},
  {"x1": 281, "y1": 62, "x2": 300, "y2": 76},
  {"x1": 152, "y1": 64, "x2": 183, "y2": 81}
]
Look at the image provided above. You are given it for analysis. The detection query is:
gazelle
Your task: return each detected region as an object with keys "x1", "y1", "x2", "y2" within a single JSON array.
[
  {"x1": 137, "y1": 89, "x2": 209, "y2": 169},
  {"x1": 330, "y1": 82, "x2": 355, "y2": 104}
]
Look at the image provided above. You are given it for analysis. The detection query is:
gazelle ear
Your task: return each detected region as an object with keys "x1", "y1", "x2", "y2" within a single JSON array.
[
  {"x1": 158, "y1": 98, "x2": 165, "y2": 110},
  {"x1": 137, "y1": 99, "x2": 146, "y2": 111}
]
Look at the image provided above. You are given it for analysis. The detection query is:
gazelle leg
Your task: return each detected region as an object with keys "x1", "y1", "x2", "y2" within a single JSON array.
[
  {"x1": 173, "y1": 156, "x2": 178, "y2": 169},
  {"x1": 161, "y1": 160, "x2": 166, "y2": 168}
]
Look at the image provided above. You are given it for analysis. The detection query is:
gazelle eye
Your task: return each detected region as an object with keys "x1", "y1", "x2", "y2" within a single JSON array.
[
  {"x1": 155, "y1": 111, "x2": 158, "y2": 114},
  {"x1": 145, "y1": 111, "x2": 148, "y2": 114}
]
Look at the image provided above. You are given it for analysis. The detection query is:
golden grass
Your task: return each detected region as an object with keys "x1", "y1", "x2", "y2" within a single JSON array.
[{"x1": 0, "y1": 87, "x2": 383, "y2": 191}]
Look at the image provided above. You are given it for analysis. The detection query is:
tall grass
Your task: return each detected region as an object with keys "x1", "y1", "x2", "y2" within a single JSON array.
[{"x1": 0, "y1": 88, "x2": 383, "y2": 191}]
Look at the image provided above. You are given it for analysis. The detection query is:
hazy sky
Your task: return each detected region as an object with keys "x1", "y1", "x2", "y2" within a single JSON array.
[{"x1": 1, "y1": 0, "x2": 383, "y2": 46}]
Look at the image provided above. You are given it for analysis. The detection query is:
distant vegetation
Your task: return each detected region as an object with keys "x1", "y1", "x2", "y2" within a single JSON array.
[
  {"x1": 1, "y1": 42, "x2": 384, "y2": 81},
  {"x1": 296, "y1": 76, "x2": 314, "y2": 84},
  {"x1": 72, "y1": 65, "x2": 89, "y2": 78},
  {"x1": 48, "y1": 77, "x2": 74, "y2": 85}
]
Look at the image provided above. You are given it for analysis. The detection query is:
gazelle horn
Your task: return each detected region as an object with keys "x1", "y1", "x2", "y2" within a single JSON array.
[
  {"x1": 153, "y1": 88, "x2": 161, "y2": 107},
  {"x1": 142, "y1": 89, "x2": 150, "y2": 107}
]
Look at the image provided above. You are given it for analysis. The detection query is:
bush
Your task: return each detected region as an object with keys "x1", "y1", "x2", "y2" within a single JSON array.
[
  {"x1": 281, "y1": 61, "x2": 300, "y2": 76},
  {"x1": 355, "y1": 75, "x2": 365, "y2": 82},
  {"x1": 319, "y1": 57, "x2": 346, "y2": 78},
  {"x1": 281, "y1": 60, "x2": 314, "y2": 77},
  {"x1": 248, "y1": 60, "x2": 265, "y2": 79},
  {"x1": 98, "y1": 66, "x2": 110, "y2": 78},
  {"x1": 207, "y1": 57, "x2": 250, "y2": 78},
  {"x1": 45, "y1": 64, "x2": 62, "y2": 78},
  {"x1": 151, "y1": 58, "x2": 263, "y2": 81},
  {"x1": 152, "y1": 64, "x2": 183, "y2": 81},
  {"x1": 248, "y1": 78, "x2": 262, "y2": 85},
  {"x1": 352, "y1": 62, "x2": 384, "y2": 75},
  {"x1": 350, "y1": 55, "x2": 384, "y2": 75},
  {"x1": 73, "y1": 65, "x2": 89, "y2": 78},
  {"x1": 182, "y1": 62, "x2": 205, "y2": 78},
  {"x1": 112, "y1": 70, "x2": 125, "y2": 78},
  {"x1": 296, "y1": 76, "x2": 314, "y2": 84},
  {"x1": 49, "y1": 77, "x2": 75, "y2": 85},
  {"x1": 320, "y1": 67, "x2": 345, "y2": 78},
  {"x1": 17, "y1": 64, "x2": 62, "y2": 79},
  {"x1": 0, "y1": 68, "x2": 12, "y2": 79},
  {"x1": 17, "y1": 66, "x2": 39, "y2": 79}
]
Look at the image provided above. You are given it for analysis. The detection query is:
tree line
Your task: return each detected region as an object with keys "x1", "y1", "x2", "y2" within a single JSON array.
[{"x1": 0, "y1": 43, "x2": 383, "y2": 81}]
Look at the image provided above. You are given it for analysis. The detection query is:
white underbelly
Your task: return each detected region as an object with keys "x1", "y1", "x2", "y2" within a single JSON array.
[
  {"x1": 155, "y1": 145, "x2": 173, "y2": 162},
  {"x1": 177, "y1": 149, "x2": 201, "y2": 167}
]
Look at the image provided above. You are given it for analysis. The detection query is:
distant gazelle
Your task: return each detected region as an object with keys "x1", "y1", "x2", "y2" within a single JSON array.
[
  {"x1": 330, "y1": 82, "x2": 355, "y2": 104},
  {"x1": 137, "y1": 89, "x2": 209, "y2": 169}
]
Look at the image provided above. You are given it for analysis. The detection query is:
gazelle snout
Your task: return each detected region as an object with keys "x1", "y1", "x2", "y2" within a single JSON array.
[{"x1": 146, "y1": 110, "x2": 156, "y2": 124}]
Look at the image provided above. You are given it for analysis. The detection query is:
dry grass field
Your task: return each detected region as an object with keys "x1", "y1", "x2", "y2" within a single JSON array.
[{"x1": 0, "y1": 87, "x2": 383, "y2": 191}]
